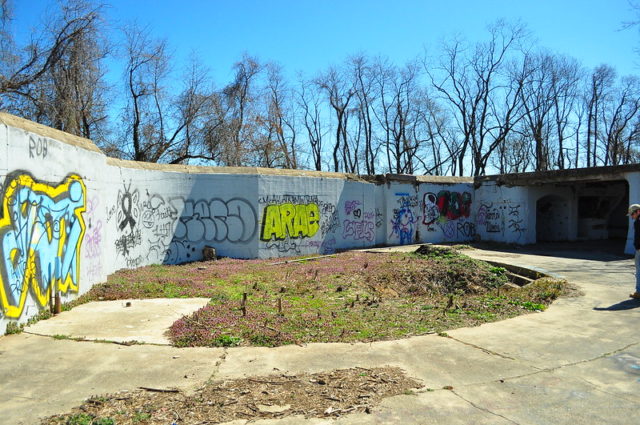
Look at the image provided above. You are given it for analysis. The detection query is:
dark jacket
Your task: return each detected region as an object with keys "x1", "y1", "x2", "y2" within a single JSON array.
[{"x1": 635, "y1": 217, "x2": 640, "y2": 250}]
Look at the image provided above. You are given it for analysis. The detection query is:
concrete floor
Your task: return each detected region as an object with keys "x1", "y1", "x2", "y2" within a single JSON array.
[{"x1": 1, "y1": 244, "x2": 639, "y2": 424}]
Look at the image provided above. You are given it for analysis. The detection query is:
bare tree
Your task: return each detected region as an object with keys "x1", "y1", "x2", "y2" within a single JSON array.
[
  {"x1": 517, "y1": 53, "x2": 555, "y2": 171},
  {"x1": 165, "y1": 57, "x2": 225, "y2": 164},
  {"x1": 0, "y1": 0, "x2": 18, "y2": 83},
  {"x1": 315, "y1": 66, "x2": 356, "y2": 172},
  {"x1": 260, "y1": 63, "x2": 298, "y2": 168},
  {"x1": 601, "y1": 76, "x2": 640, "y2": 165},
  {"x1": 585, "y1": 65, "x2": 616, "y2": 166},
  {"x1": 550, "y1": 55, "x2": 582, "y2": 169},
  {"x1": 120, "y1": 26, "x2": 221, "y2": 164},
  {"x1": 0, "y1": 0, "x2": 108, "y2": 141},
  {"x1": 429, "y1": 21, "x2": 527, "y2": 176},
  {"x1": 40, "y1": 0, "x2": 109, "y2": 142},
  {"x1": 419, "y1": 95, "x2": 460, "y2": 175},
  {"x1": 350, "y1": 54, "x2": 377, "y2": 174},
  {"x1": 120, "y1": 24, "x2": 170, "y2": 162},
  {"x1": 492, "y1": 133, "x2": 532, "y2": 173},
  {"x1": 219, "y1": 54, "x2": 262, "y2": 166},
  {"x1": 298, "y1": 76, "x2": 326, "y2": 171},
  {"x1": 372, "y1": 59, "x2": 430, "y2": 174}
]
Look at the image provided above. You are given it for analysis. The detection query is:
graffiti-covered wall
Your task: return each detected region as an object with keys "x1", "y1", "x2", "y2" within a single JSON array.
[
  {"x1": 474, "y1": 183, "x2": 531, "y2": 244},
  {"x1": 5, "y1": 112, "x2": 638, "y2": 334},
  {"x1": 103, "y1": 166, "x2": 260, "y2": 268},
  {"x1": 0, "y1": 114, "x2": 108, "y2": 330},
  {"x1": 383, "y1": 181, "x2": 476, "y2": 245},
  {"x1": 0, "y1": 113, "x2": 484, "y2": 332}
]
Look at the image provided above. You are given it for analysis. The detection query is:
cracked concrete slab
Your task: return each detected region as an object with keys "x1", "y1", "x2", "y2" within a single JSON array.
[
  {"x1": 451, "y1": 368, "x2": 638, "y2": 425},
  {"x1": 550, "y1": 347, "x2": 640, "y2": 404},
  {"x1": 218, "y1": 334, "x2": 537, "y2": 389},
  {"x1": 0, "y1": 333, "x2": 223, "y2": 425},
  {"x1": 2, "y1": 244, "x2": 640, "y2": 424},
  {"x1": 340, "y1": 390, "x2": 518, "y2": 425},
  {"x1": 447, "y1": 316, "x2": 633, "y2": 369},
  {"x1": 24, "y1": 298, "x2": 211, "y2": 345}
]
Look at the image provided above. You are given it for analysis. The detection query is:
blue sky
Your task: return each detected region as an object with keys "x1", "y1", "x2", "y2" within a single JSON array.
[{"x1": 11, "y1": 0, "x2": 640, "y2": 85}]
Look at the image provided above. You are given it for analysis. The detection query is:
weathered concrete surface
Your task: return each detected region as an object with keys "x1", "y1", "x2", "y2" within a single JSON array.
[
  {"x1": 1, "y1": 245, "x2": 639, "y2": 424},
  {"x1": 0, "y1": 334, "x2": 224, "y2": 424},
  {"x1": 24, "y1": 298, "x2": 211, "y2": 345}
]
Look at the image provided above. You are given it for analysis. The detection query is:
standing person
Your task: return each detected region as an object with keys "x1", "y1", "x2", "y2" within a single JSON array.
[{"x1": 629, "y1": 204, "x2": 640, "y2": 299}]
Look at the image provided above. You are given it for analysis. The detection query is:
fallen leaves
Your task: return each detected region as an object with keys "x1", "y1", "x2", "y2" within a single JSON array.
[{"x1": 43, "y1": 366, "x2": 422, "y2": 424}]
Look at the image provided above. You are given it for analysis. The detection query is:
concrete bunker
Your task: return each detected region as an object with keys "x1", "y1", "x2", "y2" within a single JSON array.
[
  {"x1": 478, "y1": 167, "x2": 633, "y2": 251},
  {"x1": 534, "y1": 179, "x2": 629, "y2": 244}
]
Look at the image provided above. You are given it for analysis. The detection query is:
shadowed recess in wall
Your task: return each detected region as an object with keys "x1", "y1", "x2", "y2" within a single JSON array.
[{"x1": 0, "y1": 172, "x2": 86, "y2": 319}]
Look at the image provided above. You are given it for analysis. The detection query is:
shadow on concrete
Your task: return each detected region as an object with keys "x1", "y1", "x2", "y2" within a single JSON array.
[
  {"x1": 593, "y1": 299, "x2": 640, "y2": 311},
  {"x1": 471, "y1": 239, "x2": 630, "y2": 263}
]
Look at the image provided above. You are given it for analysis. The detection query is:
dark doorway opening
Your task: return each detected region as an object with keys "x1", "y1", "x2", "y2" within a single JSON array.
[
  {"x1": 536, "y1": 195, "x2": 570, "y2": 242},
  {"x1": 576, "y1": 180, "x2": 628, "y2": 243}
]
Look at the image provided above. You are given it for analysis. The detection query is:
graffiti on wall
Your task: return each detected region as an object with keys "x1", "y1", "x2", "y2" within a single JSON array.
[
  {"x1": 507, "y1": 203, "x2": 526, "y2": 237},
  {"x1": 29, "y1": 135, "x2": 48, "y2": 160},
  {"x1": 305, "y1": 236, "x2": 336, "y2": 254},
  {"x1": 83, "y1": 195, "x2": 103, "y2": 278},
  {"x1": 114, "y1": 182, "x2": 141, "y2": 258},
  {"x1": 375, "y1": 208, "x2": 383, "y2": 228},
  {"x1": 173, "y1": 197, "x2": 256, "y2": 244},
  {"x1": 423, "y1": 191, "x2": 471, "y2": 225},
  {"x1": 436, "y1": 191, "x2": 472, "y2": 220},
  {"x1": 260, "y1": 203, "x2": 320, "y2": 241},
  {"x1": 390, "y1": 193, "x2": 420, "y2": 245},
  {"x1": 258, "y1": 194, "x2": 341, "y2": 254},
  {"x1": 422, "y1": 193, "x2": 440, "y2": 230},
  {"x1": 141, "y1": 194, "x2": 177, "y2": 261},
  {"x1": 476, "y1": 200, "x2": 526, "y2": 240},
  {"x1": 320, "y1": 202, "x2": 339, "y2": 236},
  {"x1": 111, "y1": 183, "x2": 258, "y2": 264},
  {"x1": 109, "y1": 182, "x2": 258, "y2": 264},
  {"x1": 422, "y1": 191, "x2": 474, "y2": 239},
  {"x1": 166, "y1": 197, "x2": 257, "y2": 262},
  {"x1": 342, "y1": 199, "x2": 375, "y2": 242},
  {"x1": 0, "y1": 173, "x2": 86, "y2": 318}
]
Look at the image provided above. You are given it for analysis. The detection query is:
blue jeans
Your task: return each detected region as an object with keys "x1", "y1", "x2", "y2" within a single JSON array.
[{"x1": 635, "y1": 250, "x2": 640, "y2": 293}]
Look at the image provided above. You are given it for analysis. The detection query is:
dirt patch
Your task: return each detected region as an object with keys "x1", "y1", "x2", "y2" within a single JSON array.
[{"x1": 42, "y1": 366, "x2": 422, "y2": 424}]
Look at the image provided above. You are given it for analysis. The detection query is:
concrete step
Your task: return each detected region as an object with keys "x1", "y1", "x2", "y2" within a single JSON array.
[{"x1": 505, "y1": 271, "x2": 535, "y2": 287}]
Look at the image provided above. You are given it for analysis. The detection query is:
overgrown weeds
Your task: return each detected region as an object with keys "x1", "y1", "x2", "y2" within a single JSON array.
[{"x1": 69, "y1": 249, "x2": 574, "y2": 347}]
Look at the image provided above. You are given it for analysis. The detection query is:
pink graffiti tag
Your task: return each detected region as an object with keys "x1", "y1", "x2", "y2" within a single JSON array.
[{"x1": 344, "y1": 200, "x2": 361, "y2": 216}]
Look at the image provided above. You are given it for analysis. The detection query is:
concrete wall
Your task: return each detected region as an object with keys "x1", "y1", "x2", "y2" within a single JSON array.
[
  {"x1": 474, "y1": 181, "x2": 585, "y2": 245},
  {"x1": 4, "y1": 113, "x2": 637, "y2": 333},
  {"x1": 384, "y1": 181, "x2": 476, "y2": 245},
  {"x1": 0, "y1": 115, "x2": 482, "y2": 332},
  {"x1": 0, "y1": 115, "x2": 107, "y2": 331},
  {"x1": 474, "y1": 182, "x2": 531, "y2": 244}
]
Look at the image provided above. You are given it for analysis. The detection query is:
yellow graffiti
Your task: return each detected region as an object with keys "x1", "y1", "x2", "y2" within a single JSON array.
[
  {"x1": 261, "y1": 203, "x2": 320, "y2": 241},
  {"x1": 0, "y1": 174, "x2": 86, "y2": 318}
]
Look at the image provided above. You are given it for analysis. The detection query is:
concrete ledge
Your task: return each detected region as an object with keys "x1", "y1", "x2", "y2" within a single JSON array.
[
  {"x1": 106, "y1": 157, "x2": 364, "y2": 180},
  {"x1": 0, "y1": 112, "x2": 103, "y2": 154}
]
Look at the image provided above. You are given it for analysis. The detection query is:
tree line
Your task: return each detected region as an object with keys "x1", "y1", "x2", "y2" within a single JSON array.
[{"x1": 1, "y1": 0, "x2": 639, "y2": 176}]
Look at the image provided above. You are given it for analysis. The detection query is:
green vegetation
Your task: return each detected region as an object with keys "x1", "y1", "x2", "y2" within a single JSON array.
[
  {"x1": 64, "y1": 413, "x2": 114, "y2": 425},
  {"x1": 5, "y1": 307, "x2": 56, "y2": 336},
  {"x1": 52, "y1": 334, "x2": 71, "y2": 340},
  {"x1": 4, "y1": 321, "x2": 23, "y2": 335},
  {"x1": 67, "y1": 249, "x2": 574, "y2": 348}
]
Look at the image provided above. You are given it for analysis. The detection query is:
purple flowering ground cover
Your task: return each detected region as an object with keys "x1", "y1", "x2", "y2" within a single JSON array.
[{"x1": 70, "y1": 247, "x2": 574, "y2": 347}]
